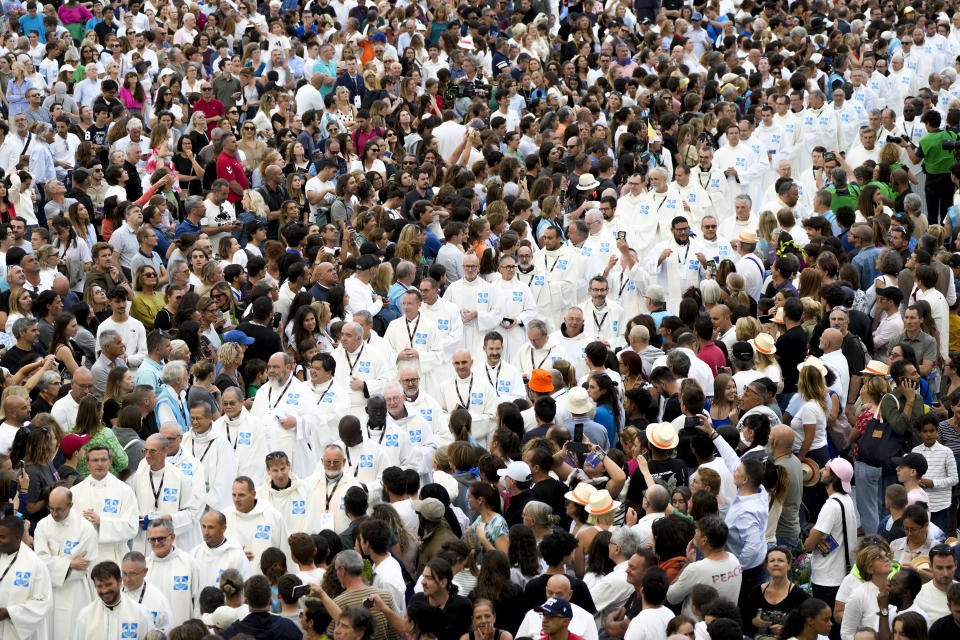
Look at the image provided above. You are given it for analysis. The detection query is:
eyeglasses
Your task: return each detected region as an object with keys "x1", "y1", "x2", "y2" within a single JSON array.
[
  {"x1": 500, "y1": 264, "x2": 516, "y2": 270},
  {"x1": 243, "y1": 126, "x2": 255, "y2": 131},
  {"x1": 144, "y1": 272, "x2": 157, "y2": 277},
  {"x1": 148, "y1": 535, "x2": 169, "y2": 544},
  {"x1": 201, "y1": 86, "x2": 212, "y2": 90}
]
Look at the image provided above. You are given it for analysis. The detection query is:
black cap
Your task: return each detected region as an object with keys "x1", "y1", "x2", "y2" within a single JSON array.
[
  {"x1": 876, "y1": 286, "x2": 903, "y2": 305},
  {"x1": 359, "y1": 241, "x2": 384, "y2": 256},
  {"x1": 357, "y1": 254, "x2": 380, "y2": 270},
  {"x1": 892, "y1": 452, "x2": 928, "y2": 476},
  {"x1": 134, "y1": 60, "x2": 151, "y2": 75},
  {"x1": 244, "y1": 219, "x2": 265, "y2": 236},
  {"x1": 732, "y1": 341, "x2": 754, "y2": 361}
]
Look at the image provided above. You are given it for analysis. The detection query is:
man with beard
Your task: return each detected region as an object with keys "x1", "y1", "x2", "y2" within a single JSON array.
[
  {"x1": 689, "y1": 146, "x2": 732, "y2": 222},
  {"x1": 383, "y1": 383, "x2": 437, "y2": 483},
  {"x1": 251, "y1": 352, "x2": 322, "y2": 479},
  {"x1": 399, "y1": 366, "x2": 449, "y2": 447},
  {"x1": 191, "y1": 510, "x2": 251, "y2": 590},
  {"x1": 76, "y1": 561, "x2": 153, "y2": 640},
  {"x1": 0, "y1": 514, "x2": 52, "y2": 640},
  {"x1": 306, "y1": 443, "x2": 362, "y2": 533},
  {"x1": 385, "y1": 290, "x2": 446, "y2": 400},
  {"x1": 443, "y1": 253, "x2": 501, "y2": 353},
  {"x1": 670, "y1": 163, "x2": 710, "y2": 227},
  {"x1": 33, "y1": 487, "x2": 98, "y2": 639},
  {"x1": 474, "y1": 332, "x2": 526, "y2": 403},
  {"x1": 644, "y1": 217, "x2": 707, "y2": 314},
  {"x1": 516, "y1": 319, "x2": 564, "y2": 381},
  {"x1": 798, "y1": 91, "x2": 844, "y2": 172},
  {"x1": 490, "y1": 254, "x2": 538, "y2": 362},
  {"x1": 213, "y1": 387, "x2": 270, "y2": 481},
  {"x1": 332, "y1": 322, "x2": 396, "y2": 413},
  {"x1": 441, "y1": 349, "x2": 497, "y2": 446},
  {"x1": 530, "y1": 226, "x2": 580, "y2": 332}
]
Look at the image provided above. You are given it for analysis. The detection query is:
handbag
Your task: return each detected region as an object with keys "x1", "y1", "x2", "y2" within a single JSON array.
[
  {"x1": 827, "y1": 409, "x2": 852, "y2": 454},
  {"x1": 856, "y1": 393, "x2": 907, "y2": 471}
]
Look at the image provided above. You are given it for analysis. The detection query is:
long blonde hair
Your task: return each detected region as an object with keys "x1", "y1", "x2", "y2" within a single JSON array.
[{"x1": 798, "y1": 365, "x2": 829, "y2": 414}]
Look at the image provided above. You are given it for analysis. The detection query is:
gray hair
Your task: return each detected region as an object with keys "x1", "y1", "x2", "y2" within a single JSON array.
[
  {"x1": 122, "y1": 551, "x2": 147, "y2": 566},
  {"x1": 831, "y1": 166, "x2": 848, "y2": 188},
  {"x1": 645, "y1": 485, "x2": 671, "y2": 512},
  {"x1": 808, "y1": 90, "x2": 826, "y2": 102},
  {"x1": 904, "y1": 193, "x2": 923, "y2": 214},
  {"x1": 127, "y1": 118, "x2": 143, "y2": 131},
  {"x1": 352, "y1": 310, "x2": 373, "y2": 326},
  {"x1": 522, "y1": 501, "x2": 561, "y2": 528},
  {"x1": 184, "y1": 195, "x2": 204, "y2": 213},
  {"x1": 98, "y1": 329, "x2": 120, "y2": 349},
  {"x1": 37, "y1": 370, "x2": 61, "y2": 392},
  {"x1": 526, "y1": 319, "x2": 548, "y2": 336},
  {"x1": 395, "y1": 261, "x2": 415, "y2": 281},
  {"x1": 734, "y1": 194, "x2": 752, "y2": 207},
  {"x1": 815, "y1": 189, "x2": 833, "y2": 208},
  {"x1": 34, "y1": 122, "x2": 52, "y2": 138},
  {"x1": 649, "y1": 167, "x2": 668, "y2": 180},
  {"x1": 342, "y1": 321, "x2": 363, "y2": 337},
  {"x1": 11, "y1": 316, "x2": 37, "y2": 340},
  {"x1": 700, "y1": 279, "x2": 722, "y2": 304},
  {"x1": 610, "y1": 527, "x2": 642, "y2": 557},
  {"x1": 334, "y1": 549, "x2": 364, "y2": 576},
  {"x1": 146, "y1": 517, "x2": 174, "y2": 535},
  {"x1": 160, "y1": 360, "x2": 188, "y2": 386},
  {"x1": 666, "y1": 350, "x2": 691, "y2": 377}
]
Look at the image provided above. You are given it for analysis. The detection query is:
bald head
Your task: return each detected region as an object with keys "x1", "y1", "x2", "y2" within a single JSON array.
[
  {"x1": 771, "y1": 424, "x2": 795, "y2": 453},
  {"x1": 644, "y1": 484, "x2": 670, "y2": 512},
  {"x1": 629, "y1": 325, "x2": 650, "y2": 349},
  {"x1": 820, "y1": 328, "x2": 842, "y2": 353},
  {"x1": 545, "y1": 574, "x2": 573, "y2": 601},
  {"x1": 48, "y1": 486, "x2": 72, "y2": 522}
]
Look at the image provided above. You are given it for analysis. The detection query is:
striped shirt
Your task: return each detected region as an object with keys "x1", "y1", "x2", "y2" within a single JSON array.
[
  {"x1": 911, "y1": 441, "x2": 959, "y2": 512},
  {"x1": 326, "y1": 586, "x2": 400, "y2": 640},
  {"x1": 937, "y1": 420, "x2": 960, "y2": 457}
]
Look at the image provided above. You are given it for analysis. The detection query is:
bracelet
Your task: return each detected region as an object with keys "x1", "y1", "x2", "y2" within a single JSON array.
[{"x1": 710, "y1": 432, "x2": 720, "y2": 440}]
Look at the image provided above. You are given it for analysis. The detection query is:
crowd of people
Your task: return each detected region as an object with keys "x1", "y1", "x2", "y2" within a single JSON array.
[{"x1": 7, "y1": 2, "x2": 960, "y2": 640}]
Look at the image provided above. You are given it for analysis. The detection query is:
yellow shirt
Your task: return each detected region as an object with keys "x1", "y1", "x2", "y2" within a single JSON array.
[{"x1": 130, "y1": 292, "x2": 165, "y2": 332}]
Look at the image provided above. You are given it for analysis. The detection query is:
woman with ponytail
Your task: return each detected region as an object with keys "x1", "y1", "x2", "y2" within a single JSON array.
[{"x1": 778, "y1": 598, "x2": 833, "y2": 640}]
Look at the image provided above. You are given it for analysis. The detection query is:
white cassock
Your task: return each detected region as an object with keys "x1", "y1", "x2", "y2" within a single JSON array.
[
  {"x1": 491, "y1": 277, "x2": 538, "y2": 362},
  {"x1": 606, "y1": 261, "x2": 650, "y2": 320},
  {"x1": 385, "y1": 313, "x2": 447, "y2": 401},
  {"x1": 406, "y1": 390, "x2": 450, "y2": 447},
  {"x1": 689, "y1": 163, "x2": 733, "y2": 223},
  {"x1": 529, "y1": 244, "x2": 580, "y2": 332},
  {"x1": 867, "y1": 71, "x2": 891, "y2": 104},
  {"x1": 145, "y1": 548, "x2": 201, "y2": 626},
  {"x1": 641, "y1": 189, "x2": 684, "y2": 246},
  {"x1": 475, "y1": 360, "x2": 526, "y2": 403},
  {"x1": 440, "y1": 374, "x2": 496, "y2": 446},
  {"x1": 129, "y1": 462, "x2": 203, "y2": 554},
  {"x1": 644, "y1": 237, "x2": 705, "y2": 314},
  {"x1": 250, "y1": 373, "x2": 323, "y2": 479},
  {"x1": 122, "y1": 582, "x2": 174, "y2": 632},
  {"x1": 772, "y1": 112, "x2": 801, "y2": 172},
  {"x1": 303, "y1": 471, "x2": 361, "y2": 533},
  {"x1": 549, "y1": 328, "x2": 590, "y2": 380},
  {"x1": 167, "y1": 449, "x2": 207, "y2": 516},
  {"x1": 422, "y1": 298, "x2": 464, "y2": 361},
  {"x1": 714, "y1": 140, "x2": 769, "y2": 213},
  {"x1": 258, "y1": 473, "x2": 323, "y2": 535},
  {"x1": 797, "y1": 107, "x2": 844, "y2": 172},
  {"x1": 442, "y1": 276, "x2": 501, "y2": 354},
  {"x1": 310, "y1": 378, "x2": 350, "y2": 448},
  {"x1": 754, "y1": 122, "x2": 790, "y2": 191},
  {"x1": 34, "y1": 510, "x2": 98, "y2": 640},
  {"x1": 834, "y1": 102, "x2": 862, "y2": 151},
  {"x1": 579, "y1": 229, "x2": 617, "y2": 281},
  {"x1": 0, "y1": 543, "x2": 52, "y2": 640},
  {"x1": 700, "y1": 236, "x2": 735, "y2": 266},
  {"x1": 71, "y1": 473, "x2": 139, "y2": 565},
  {"x1": 190, "y1": 537, "x2": 252, "y2": 590},
  {"x1": 617, "y1": 191, "x2": 663, "y2": 254},
  {"x1": 222, "y1": 499, "x2": 291, "y2": 571},
  {"x1": 887, "y1": 68, "x2": 917, "y2": 109},
  {"x1": 672, "y1": 180, "x2": 711, "y2": 227},
  {"x1": 579, "y1": 299, "x2": 627, "y2": 349},
  {"x1": 514, "y1": 337, "x2": 567, "y2": 380},
  {"x1": 385, "y1": 408, "x2": 438, "y2": 481},
  {"x1": 331, "y1": 343, "x2": 396, "y2": 412},
  {"x1": 74, "y1": 594, "x2": 153, "y2": 640},
  {"x1": 213, "y1": 408, "x2": 270, "y2": 482},
  {"x1": 335, "y1": 436, "x2": 394, "y2": 490},
  {"x1": 180, "y1": 428, "x2": 237, "y2": 511}
]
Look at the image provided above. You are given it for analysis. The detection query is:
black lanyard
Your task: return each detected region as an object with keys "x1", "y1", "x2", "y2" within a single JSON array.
[
  {"x1": 366, "y1": 425, "x2": 387, "y2": 445},
  {"x1": 325, "y1": 475, "x2": 342, "y2": 510},
  {"x1": 455, "y1": 375, "x2": 474, "y2": 409},
  {"x1": 149, "y1": 471, "x2": 164, "y2": 509},
  {"x1": 317, "y1": 379, "x2": 335, "y2": 403},
  {"x1": 225, "y1": 421, "x2": 238, "y2": 450},
  {"x1": 267, "y1": 375, "x2": 295, "y2": 410},
  {"x1": 531, "y1": 346, "x2": 553, "y2": 370},
  {"x1": 618, "y1": 272, "x2": 631, "y2": 297},
  {"x1": 406, "y1": 315, "x2": 420, "y2": 347},
  {"x1": 345, "y1": 345, "x2": 365, "y2": 376},
  {"x1": 544, "y1": 254, "x2": 561, "y2": 272},
  {"x1": 486, "y1": 363, "x2": 501, "y2": 394},
  {"x1": 343, "y1": 447, "x2": 361, "y2": 478},
  {"x1": 593, "y1": 308, "x2": 609, "y2": 331},
  {"x1": 192, "y1": 438, "x2": 214, "y2": 463},
  {"x1": 0, "y1": 552, "x2": 19, "y2": 586},
  {"x1": 137, "y1": 583, "x2": 146, "y2": 604}
]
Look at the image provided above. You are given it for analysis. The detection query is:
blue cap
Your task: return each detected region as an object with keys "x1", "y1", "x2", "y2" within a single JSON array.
[
  {"x1": 370, "y1": 32, "x2": 387, "y2": 43},
  {"x1": 692, "y1": 11, "x2": 703, "y2": 19},
  {"x1": 223, "y1": 330, "x2": 255, "y2": 345},
  {"x1": 536, "y1": 598, "x2": 573, "y2": 619}
]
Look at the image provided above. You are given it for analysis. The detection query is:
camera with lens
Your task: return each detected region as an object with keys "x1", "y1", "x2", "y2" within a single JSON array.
[
  {"x1": 886, "y1": 135, "x2": 904, "y2": 144},
  {"x1": 444, "y1": 79, "x2": 492, "y2": 102},
  {"x1": 759, "y1": 610, "x2": 787, "y2": 626},
  {"x1": 942, "y1": 138, "x2": 960, "y2": 151}
]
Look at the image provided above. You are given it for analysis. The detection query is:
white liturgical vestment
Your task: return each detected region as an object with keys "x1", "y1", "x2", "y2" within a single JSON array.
[
  {"x1": 74, "y1": 593, "x2": 153, "y2": 640},
  {"x1": 72, "y1": 472, "x2": 139, "y2": 565},
  {"x1": 0, "y1": 542, "x2": 52, "y2": 640},
  {"x1": 146, "y1": 547, "x2": 201, "y2": 626},
  {"x1": 34, "y1": 510, "x2": 99, "y2": 640},
  {"x1": 213, "y1": 408, "x2": 270, "y2": 481}
]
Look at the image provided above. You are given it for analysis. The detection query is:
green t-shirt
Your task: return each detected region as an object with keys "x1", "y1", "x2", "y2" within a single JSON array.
[
  {"x1": 828, "y1": 183, "x2": 861, "y2": 213},
  {"x1": 918, "y1": 129, "x2": 959, "y2": 175}
]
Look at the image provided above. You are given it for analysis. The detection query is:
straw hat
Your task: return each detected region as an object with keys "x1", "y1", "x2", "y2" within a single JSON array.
[
  {"x1": 798, "y1": 355, "x2": 828, "y2": 377},
  {"x1": 751, "y1": 333, "x2": 776, "y2": 355},
  {"x1": 800, "y1": 458, "x2": 821, "y2": 487},
  {"x1": 861, "y1": 360, "x2": 889, "y2": 376},
  {"x1": 564, "y1": 482, "x2": 597, "y2": 505},
  {"x1": 577, "y1": 173, "x2": 600, "y2": 191},
  {"x1": 772, "y1": 307, "x2": 785, "y2": 324},
  {"x1": 459, "y1": 35, "x2": 475, "y2": 50},
  {"x1": 586, "y1": 489, "x2": 620, "y2": 515},
  {"x1": 646, "y1": 422, "x2": 679, "y2": 450}
]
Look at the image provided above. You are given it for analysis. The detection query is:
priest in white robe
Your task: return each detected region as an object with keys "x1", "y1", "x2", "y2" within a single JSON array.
[
  {"x1": 400, "y1": 367, "x2": 451, "y2": 447},
  {"x1": 644, "y1": 216, "x2": 707, "y2": 314},
  {"x1": 474, "y1": 332, "x2": 526, "y2": 402},
  {"x1": 307, "y1": 355, "x2": 350, "y2": 449},
  {"x1": 489, "y1": 254, "x2": 538, "y2": 362},
  {"x1": 331, "y1": 322, "x2": 397, "y2": 413},
  {"x1": 257, "y1": 451, "x2": 322, "y2": 535},
  {"x1": 548, "y1": 308, "x2": 591, "y2": 380},
  {"x1": 250, "y1": 352, "x2": 323, "y2": 479},
  {"x1": 305, "y1": 443, "x2": 362, "y2": 533},
  {"x1": 579, "y1": 276, "x2": 628, "y2": 349},
  {"x1": 689, "y1": 147, "x2": 733, "y2": 223},
  {"x1": 616, "y1": 175, "x2": 664, "y2": 255},
  {"x1": 222, "y1": 476, "x2": 291, "y2": 571},
  {"x1": 190, "y1": 510, "x2": 252, "y2": 590},
  {"x1": 0, "y1": 514, "x2": 52, "y2": 640},
  {"x1": 75, "y1": 561, "x2": 153, "y2": 640},
  {"x1": 72, "y1": 446, "x2": 139, "y2": 565},
  {"x1": 420, "y1": 277, "x2": 464, "y2": 361},
  {"x1": 515, "y1": 320, "x2": 565, "y2": 380},
  {"x1": 213, "y1": 387, "x2": 270, "y2": 482},
  {"x1": 530, "y1": 227, "x2": 580, "y2": 332},
  {"x1": 443, "y1": 253, "x2": 501, "y2": 353},
  {"x1": 120, "y1": 551, "x2": 175, "y2": 632},
  {"x1": 181, "y1": 400, "x2": 237, "y2": 512},
  {"x1": 382, "y1": 384, "x2": 438, "y2": 482},
  {"x1": 333, "y1": 415, "x2": 396, "y2": 490},
  {"x1": 440, "y1": 349, "x2": 497, "y2": 446},
  {"x1": 385, "y1": 289, "x2": 447, "y2": 401},
  {"x1": 35, "y1": 487, "x2": 99, "y2": 640},
  {"x1": 714, "y1": 123, "x2": 769, "y2": 213},
  {"x1": 143, "y1": 518, "x2": 201, "y2": 626}
]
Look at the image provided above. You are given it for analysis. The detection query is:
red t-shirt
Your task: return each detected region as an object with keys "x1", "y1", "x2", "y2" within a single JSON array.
[
  {"x1": 216, "y1": 151, "x2": 248, "y2": 203},
  {"x1": 697, "y1": 341, "x2": 726, "y2": 376},
  {"x1": 195, "y1": 98, "x2": 225, "y2": 136}
]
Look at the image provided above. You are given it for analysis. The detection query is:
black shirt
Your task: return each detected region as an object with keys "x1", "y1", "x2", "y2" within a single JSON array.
[
  {"x1": 123, "y1": 160, "x2": 143, "y2": 202},
  {"x1": 408, "y1": 593, "x2": 473, "y2": 640},
  {"x1": 1, "y1": 343, "x2": 47, "y2": 372},
  {"x1": 221, "y1": 611, "x2": 301, "y2": 640},
  {"x1": 237, "y1": 320, "x2": 284, "y2": 366},
  {"x1": 503, "y1": 489, "x2": 534, "y2": 527},
  {"x1": 530, "y1": 477, "x2": 569, "y2": 526},
  {"x1": 523, "y1": 573, "x2": 597, "y2": 614},
  {"x1": 625, "y1": 457, "x2": 689, "y2": 505},
  {"x1": 929, "y1": 614, "x2": 960, "y2": 640},
  {"x1": 258, "y1": 184, "x2": 287, "y2": 239},
  {"x1": 776, "y1": 325, "x2": 808, "y2": 394}
]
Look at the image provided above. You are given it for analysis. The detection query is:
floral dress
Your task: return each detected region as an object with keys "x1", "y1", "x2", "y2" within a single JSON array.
[
  {"x1": 144, "y1": 149, "x2": 182, "y2": 195},
  {"x1": 469, "y1": 512, "x2": 508, "y2": 549}
]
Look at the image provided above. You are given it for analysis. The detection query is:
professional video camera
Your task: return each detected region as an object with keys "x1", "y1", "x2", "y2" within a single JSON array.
[{"x1": 444, "y1": 78, "x2": 492, "y2": 103}]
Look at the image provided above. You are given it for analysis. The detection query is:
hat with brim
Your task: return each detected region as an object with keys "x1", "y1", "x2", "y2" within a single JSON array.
[
  {"x1": 861, "y1": 360, "x2": 889, "y2": 376},
  {"x1": 586, "y1": 489, "x2": 620, "y2": 515},
  {"x1": 772, "y1": 307, "x2": 785, "y2": 324},
  {"x1": 412, "y1": 497, "x2": 445, "y2": 522},
  {"x1": 646, "y1": 422, "x2": 679, "y2": 450},
  {"x1": 223, "y1": 330, "x2": 255, "y2": 345},
  {"x1": 912, "y1": 555, "x2": 930, "y2": 571},
  {"x1": 459, "y1": 35, "x2": 475, "y2": 50},
  {"x1": 751, "y1": 333, "x2": 776, "y2": 355},
  {"x1": 564, "y1": 482, "x2": 596, "y2": 505},
  {"x1": 202, "y1": 606, "x2": 239, "y2": 629},
  {"x1": 738, "y1": 231, "x2": 758, "y2": 243},
  {"x1": 577, "y1": 173, "x2": 600, "y2": 191},
  {"x1": 800, "y1": 458, "x2": 820, "y2": 487},
  {"x1": 798, "y1": 355, "x2": 828, "y2": 377},
  {"x1": 566, "y1": 386, "x2": 595, "y2": 414},
  {"x1": 528, "y1": 369, "x2": 554, "y2": 393}
]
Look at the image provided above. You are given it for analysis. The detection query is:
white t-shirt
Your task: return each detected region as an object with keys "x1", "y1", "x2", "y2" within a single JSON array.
[
  {"x1": 810, "y1": 493, "x2": 858, "y2": 587},
  {"x1": 666, "y1": 552, "x2": 743, "y2": 613},
  {"x1": 624, "y1": 606, "x2": 676, "y2": 640},
  {"x1": 790, "y1": 399, "x2": 828, "y2": 452}
]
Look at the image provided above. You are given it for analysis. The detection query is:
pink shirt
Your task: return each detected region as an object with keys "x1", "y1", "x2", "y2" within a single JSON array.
[{"x1": 697, "y1": 342, "x2": 726, "y2": 376}]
